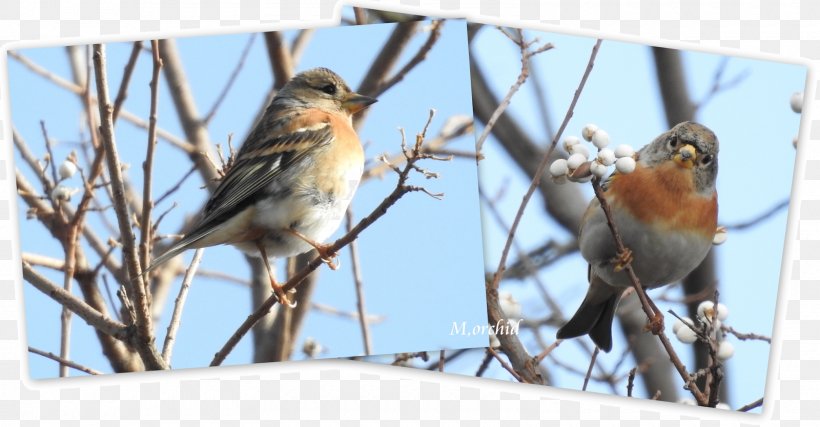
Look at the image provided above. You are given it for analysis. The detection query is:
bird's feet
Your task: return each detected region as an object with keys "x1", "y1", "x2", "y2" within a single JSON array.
[
  {"x1": 612, "y1": 248, "x2": 633, "y2": 272},
  {"x1": 270, "y1": 281, "x2": 297, "y2": 308},
  {"x1": 287, "y1": 228, "x2": 339, "y2": 270}
]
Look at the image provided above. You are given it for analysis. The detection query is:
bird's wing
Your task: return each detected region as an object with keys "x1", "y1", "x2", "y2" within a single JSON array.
[{"x1": 146, "y1": 111, "x2": 334, "y2": 272}]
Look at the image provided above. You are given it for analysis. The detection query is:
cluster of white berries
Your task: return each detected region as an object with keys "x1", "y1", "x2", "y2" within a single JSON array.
[
  {"x1": 791, "y1": 91, "x2": 803, "y2": 148},
  {"x1": 549, "y1": 124, "x2": 637, "y2": 184},
  {"x1": 672, "y1": 301, "x2": 734, "y2": 361},
  {"x1": 50, "y1": 154, "x2": 80, "y2": 202}
]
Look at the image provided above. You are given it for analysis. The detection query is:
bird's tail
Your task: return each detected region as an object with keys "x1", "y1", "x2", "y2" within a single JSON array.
[{"x1": 556, "y1": 276, "x2": 622, "y2": 352}]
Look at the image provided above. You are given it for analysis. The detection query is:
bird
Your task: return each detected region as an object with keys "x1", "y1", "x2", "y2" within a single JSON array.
[
  {"x1": 146, "y1": 67, "x2": 377, "y2": 306},
  {"x1": 556, "y1": 121, "x2": 719, "y2": 352}
]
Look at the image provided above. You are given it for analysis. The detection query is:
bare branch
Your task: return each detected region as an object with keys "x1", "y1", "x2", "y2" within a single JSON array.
[
  {"x1": 475, "y1": 28, "x2": 553, "y2": 153},
  {"x1": 346, "y1": 209, "x2": 372, "y2": 355},
  {"x1": 162, "y1": 248, "x2": 203, "y2": 364},
  {"x1": 139, "y1": 40, "x2": 163, "y2": 275},
  {"x1": 93, "y1": 43, "x2": 167, "y2": 370},
  {"x1": 487, "y1": 347, "x2": 524, "y2": 382},
  {"x1": 28, "y1": 346, "x2": 103, "y2": 376},
  {"x1": 22, "y1": 262, "x2": 128, "y2": 340},
  {"x1": 264, "y1": 32, "x2": 294, "y2": 90},
  {"x1": 112, "y1": 41, "x2": 143, "y2": 123}
]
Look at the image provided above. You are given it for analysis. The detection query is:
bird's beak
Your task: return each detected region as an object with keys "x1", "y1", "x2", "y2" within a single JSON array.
[
  {"x1": 342, "y1": 93, "x2": 378, "y2": 114},
  {"x1": 673, "y1": 144, "x2": 697, "y2": 169}
]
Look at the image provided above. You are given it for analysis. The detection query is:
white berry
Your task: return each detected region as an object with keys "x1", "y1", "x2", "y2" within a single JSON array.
[
  {"x1": 581, "y1": 123, "x2": 598, "y2": 141},
  {"x1": 591, "y1": 129, "x2": 610, "y2": 149},
  {"x1": 790, "y1": 91, "x2": 803, "y2": 113},
  {"x1": 713, "y1": 227, "x2": 728, "y2": 245},
  {"x1": 614, "y1": 144, "x2": 635, "y2": 158},
  {"x1": 567, "y1": 153, "x2": 587, "y2": 170},
  {"x1": 568, "y1": 143, "x2": 590, "y2": 159},
  {"x1": 51, "y1": 185, "x2": 77, "y2": 202},
  {"x1": 615, "y1": 156, "x2": 636, "y2": 174},
  {"x1": 302, "y1": 337, "x2": 324, "y2": 358},
  {"x1": 499, "y1": 291, "x2": 522, "y2": 319},
  {"x1": 716, "y1": 341, "x2": 735, "y2": 360},
  {"x1": 716, "y1": 303, "x2": 729, "y2": 321},
  {"x1": 589, "y1": 161, "x2": 609, "y2": 178},
  {"x1": 697, "y1": 301, "x2": 715, "y2": 320},
  {"x1": 562, "y1": 136, "x2": 581, "y2": 153},
  {"x1": 58, "y1": 160, "x2": 77, "y2": 180},
  {"x1": 675, "y1": 325, "x2": 697, "y2": 344},
  {"x1": 596, "y1": 148, "x2": 616, "y2": 166},
  {"x1": 549, "y1": 159, "x2": 569, "y2": 177},
  {"x1": 673, "y1": 316, "x2": 694, "y2": 334}
]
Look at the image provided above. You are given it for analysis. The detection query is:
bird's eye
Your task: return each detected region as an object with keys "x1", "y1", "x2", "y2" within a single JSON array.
[
  {"x1": 320, "y1": 84, "x2": 337, "y2": 95},
  {"x1": 669, "y1": 137, "x2": 678, "y2": 148},
  {"x1": 701, "y1": 154, "x2": 713, "y2": 165}
]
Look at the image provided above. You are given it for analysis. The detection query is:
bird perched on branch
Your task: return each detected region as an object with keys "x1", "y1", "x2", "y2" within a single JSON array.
[
  {"x1": 557, "y1": 121, "x2": 719, "y2": 352},
  {"x1": 147, "y1": 67, "x2": 377, "y2": 306}
]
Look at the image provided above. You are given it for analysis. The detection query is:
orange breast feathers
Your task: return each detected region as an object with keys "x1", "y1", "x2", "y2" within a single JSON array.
[
  {"x1": 606, "y1": 162, "x2": 718, "y2": 238},
  {"x1": 301, "y1": 109, "x2": 365, "y2": 197}
]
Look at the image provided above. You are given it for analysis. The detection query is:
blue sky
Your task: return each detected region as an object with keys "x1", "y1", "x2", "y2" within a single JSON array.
[
  {"x1": 465, "y1": 28, "x2": 806, "y2": 410},
  {"x1": 10, "y1": 20, "x2": 490, "y2": 379}
]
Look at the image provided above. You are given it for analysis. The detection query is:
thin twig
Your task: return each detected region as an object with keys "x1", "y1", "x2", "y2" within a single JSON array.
[
  {"x1": 112, "y1": 41, "x2": 143, "y2": 123},
  {"x1": 8, "y1": 50, "x2": 194, "y2": 155},
  {"x1": 93, "y1": 43, "x2": 167, "y2": 370},
  {"x1": 737, "y1": 397, "x2": 763, "y2": 412},
  {"x1": 264, "y1": 32, "x2": 294, "y2": 91},
  {"x1": 533, "y1": 340, "x2": 561, "y2": 363},
  {"x1": 725, "y1": 199, "x2": 789, "y2": 231},
  {"x1": 290, "y1": 29, "x2": 314, "y2": 65},
  {"x1": 489, "y1": 38, "x2": 600, "y2": 291},
  {"x1": 475, "y1": 350, "x2": 494, "y2": 377},
  {"x1": 474, "y1": 28, "x2": 553, "y2": 153},
  {"x1": 139, "y1": 40, "x2": 163, "y2": 276},
  {"x1": 346, "y1": 209, "x2": 372, "y2": 355},
  {"x1": 438, "y1": 350, "x2": 446, "y2": 372},
  {"x1": 582, "y1": 347, "x2": 599, "y2": 391},
  {"x1": 161, "y1": 248, "x2": 203, "y2": 364},
  {"x1": 626, "y1": 367, "x2": 637, "y2": 397},
  {"x1": 22, "y1": 262, "x2": 128, "y2": 340},
  {"x1": 28, "y1": 346, "x2": 103, "y2": 376},
  {"x1": 204, "y1": 34, "x2": 256, "y2": 124},
  {"x1": 721, "y1": 325, "x2": 771, "y2": 343},
  {"x1": 487, "y1": 347, "x2": 524, "y2": 382},
  {"x1": 370, "y1": 20, "x2": 445, "y2": 99}
]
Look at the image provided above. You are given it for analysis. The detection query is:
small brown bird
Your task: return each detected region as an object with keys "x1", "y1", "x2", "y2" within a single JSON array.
[
  {"x1": 557, "y1": 122, "x2": 719, "y2": 352},
  {"x1": 147, "y1": 68, "x2": 377, "y2": 305}
]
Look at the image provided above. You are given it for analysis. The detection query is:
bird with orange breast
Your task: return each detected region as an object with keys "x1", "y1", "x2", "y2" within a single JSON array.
[
  {"x1": 147, "y1": 68, "x2": 377, "y2": 306},
  {"x1": 557, "y1": 121, "x2": 719, "y2": 352}
]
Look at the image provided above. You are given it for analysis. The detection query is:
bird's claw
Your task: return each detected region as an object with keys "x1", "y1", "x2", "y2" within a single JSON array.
[
  {"x1": 271, "y1": 284, "x2": 297, "y2": 308},
  {"x1": 612, "y1": 248, "x2": 633, "y2": 272}
]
